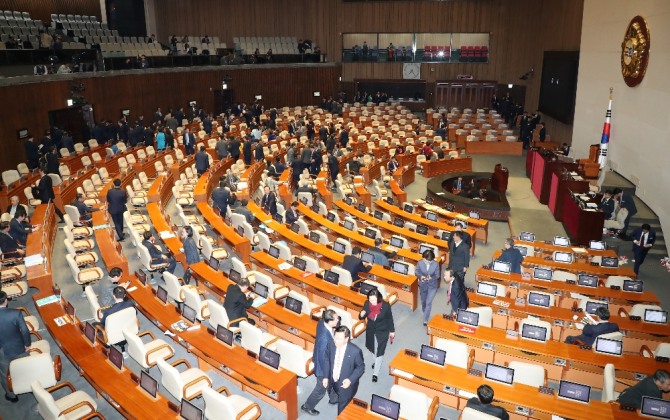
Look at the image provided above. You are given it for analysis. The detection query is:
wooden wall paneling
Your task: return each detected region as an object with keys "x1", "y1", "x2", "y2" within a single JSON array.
[{"x1": 0, "y1": 0, "x2": 102, "y2": 25}]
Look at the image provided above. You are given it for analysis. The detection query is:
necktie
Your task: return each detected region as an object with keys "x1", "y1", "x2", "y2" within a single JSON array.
[
  {"x1": 333, "y1": 346, "x2": 345, "y2": 381},
  {"x1": 641, "y1": 233, "x2": 646, "y2": 247},
  {"x1": 447, "y1": 280, "x2": 453, "y2": 300}
]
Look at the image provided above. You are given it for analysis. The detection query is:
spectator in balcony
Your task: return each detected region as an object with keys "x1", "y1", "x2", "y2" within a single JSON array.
[
  {"x1": 39, "y1": 30, "x2": 53, "y2": 50},
  {"x1": 387, "y1": 43, "x2": 395, "y2": 61},
  {"x1": 266, "y1": 48, "x2": 273, "y2": 62},
  {"x1": 34, "y1": 63, "x2": 48, "y2": 76},
  {"x1": 5, "y1": 36, "x2": 19, "y2": 49},
  {"x1": 362, "y1": 41, "x2": 369, "y2": 58},
  {"x1": 57, "y1": 63, "x2": 72, "y2": 74},
  {"x1": 201, "y1": 35, "x2": 210, "y2": 44},
  {"x1": 170, "y1": 35, "x2": 177, "y2": 50},
  {"x1": 148, "y1": 34, "x2": 156, "y2": 43},
  {"x1": 53, "y1": 34, "x2": 63, "y2": 50}
]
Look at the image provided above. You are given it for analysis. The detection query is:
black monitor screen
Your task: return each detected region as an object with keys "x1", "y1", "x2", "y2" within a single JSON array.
[
  {"x1": 520, "y1": 231, "x2": 535, "y2": 242},
  {"x1": 558, "y1": 380, "x2": 591, "y2": 403},
  {"x1": 418, "y1": 244, "x2": 432, "y2": 256},
  {"x1": 216, "y1": 325, "x2": 234, "y2": 346},
  {"x1": 180, "y1": 398, "x2": 203, "y2": 420},
  {"x1": 403, "y1": 204, "x2": 413, "y2": 213},
  {"x1": 290, "y1": 223, "x2": 300, "y2": 233},
  {"x1": 521, "y1": 323, "x2": 548, "y2": 342},
  {"x1": 492, "y1": 260, "x2": 511, "y2": 274},
  {"x1": 390, "y1": 236, "x2": 404, "y2": 248},
  {"x1": 361, "y1": 251, "x2": 375, "y2": 264},
  {"x1": 595, "y1": 337, "x2": 623, "y2": 356},
  {"x1": 229, "y1": 269, "x2": 241, "y2": 283},
  {"x1": 285, "y1": 296, "x2": 303, "y2": 314},
  {"x1": 645, "y1": 309, "x2": 668, "y2": 324},
  {"x1": 357, "y1": 203, "x2": 367, "y2": 213},
  {"x1": 311, "y1": 203, "x2": 320, "y2": 213},
  {"x1": 343, "y1": 220, "x2": 354, "y2": 231},
  {"x1": 527, "y1": 292, "x2": 551, "y2": 308},
  {"x1": 393, "y1": 218, "x2": 405, "y2": 228},
  {"x1": 533, "y1": 267, "x2": 553, "y2": 281},
  {"x1": 585, "y1": 301, "x2": 608, "y2": 315},
  {"x1": 514, "y1": 245, "x2": 528, "y2": 256},
  {"x1": 641, "y1": 397, "x2": 670, "y2": 419},
  {"x1": 477, "y1": 282, "x2": 497, "y2": 297},
  {"x1": 426, "y1": 212, "x2": 438, "y2": 222},
  {"x1": 64, "y1": 300, "x2": 76, "y2": 319},
  {"x1": 456, "y1": 309, "x2": 479, "y2": 327},
  {"x1": 108, "y1": 345, "x2": 124, "y2": 370},
  {"x1": 333, "y1": 241, "x2": 346, "y2": 254},
  {"x1": 273, "y1": 213, "x2": 283, "y2": 223},
  {"x1": 254, "y1": 282, "x2": 269, "y2": 298},
  {"x1": 84, "y1": 322, "x2": 96, "y2": 345},
  {"x1": 324, "y1": 270, "x2": 339, "y2": 285},
  {"x1": 293, "y1": 257, "x2": 307, "y2": 271},
  {"x1": 327, "y1": 212, "x2": 336, "y2": 222},
  {"x1": 623, "y1": 280, "x2": 643, "y2": 292},
  {"x1": 209, "y1": 256, "x2": 220, "y2": 271},
  {"x1": 140, "y1": 371, "x2": 158, "y2": 398},
  {"x1": 259, "y1": 346, "x2": 281, "y2": 370},
  {"x1": 374, "y1": 210, "x2": 384, "y2": 220},
  {"x1": 553, "y1": 236, "x2": 570, "y2": 246},
  {"x1": 309, "y1": 231, "x2": 320, "y2": 243},
  {"x1": 425, "y1": 196, "x2": 434, "y2": 204},
  {"x1": 578, "y1": 274, "x2": 598, "y2": 288},
  {"x1": 385, "y1": 197, "x2": 394, "y2": 205},
  {"x1": 182, "y1": 304, "x2": 197, "y2": 323},
  {"x1": 344, "y1": 196, "x2": 353, "y2": 206},
  {"x1": 601, "y1": 257, "x2": 619, "y2": 268},
  {"x1": 364, "y1": 228, "x2": 377, "y2": 239},
  {"x1": 156, "y1": 286, "x2": 168, "y2": 303},
  {"x1": 269, "y1": 245, "x2": 280, "y2": 258},
  {"x1": 392, "y1": 262, "x2": 408, "y2": 275},
  {"x1": 441, "y1": 231, "x2": 451, "y2": 241},
  {"x1": 359, "y1": 282, "x2": 378, "y2": 296},
  {"x1": 236, "y1": 225, "x2": 244, "y2": 237},
  {"x1": 370, "y1": 394, "x2": 401, "y2": 420},
  {"x1": 416, "y1": 225, "x2": 429, "y2": 235},
  {"x1": 420, "y1": 344, "x2": 446, "y2": 366},
  {"x1": 485, "y1": 363, "x2": 514, "y2": 385}
]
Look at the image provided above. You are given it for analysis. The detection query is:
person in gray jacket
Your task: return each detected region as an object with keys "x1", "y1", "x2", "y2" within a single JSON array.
[
  {"x1": 181, "y1": 226, "x2": 200, "y2": 285},
  {"x1": 215, "y1": 137, "x2": 229, "y2": 160}
]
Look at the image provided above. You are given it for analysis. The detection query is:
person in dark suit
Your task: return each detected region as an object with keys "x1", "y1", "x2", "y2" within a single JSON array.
[
  {"x1": 261, "y1": 186, "x2": 278, "y2": 216},
  {"x1": 99, "y1": 286, "x2": 135, "y2": 327},
  {"x1": 598, "y1": 190, "x2": 615, "y2": 220},
  {"x1": 24, "y1": 137, "x2": 40, "y2": 170},
  {"x1": 254, "y1": 142, "x2": 264, "y2": 164},
  {"x1": 415, "y1": 249, "x2": 441, "y2": 325},
  {"x1": 285, "y1": 201, "x2": 300, "y2": 225},
  {"x1": 327, "y1": 151, "x2": 339, "y2": 184},
  {"x1": 449, "y1": 222, "x2": 472, "y2": 251},
  {"x1": 0, "y1": 222, "x2": 24, "y2": 257},
  {"x1": 323, "y1": 326, "x2": 365, "y2": 414},
  {"x1": 498, "y1": 238, "x2": 524, "y2": 273},
  {"x1": 448, "y1": 230, "x2": 470, "y2": 283},
  {"x1": 300, "y1": 145, "x2": 313, "y2": 174},
  {"x1": 0, "y1": 291, "x2": 31, "y2": 402},
  {"x1": 228, "y1": 137, "x2": 241, "y2": 161},
  {"x1": 233, "y1": 199, "x2": 253, "y2": 223},
  {"x1": 617, "y1": 369, "x2": 670, "y2": 409},
  {"x1": 180, "y1": 226, "x2": 200, "y2": 285},
  {"x1": 175, "y1": 108, "x2": 185, "y2": 124},
  {"x1": 211, "y1": 180, "x2": 230, "y2": 217},
  {"x1": 613, "y1": 188, "x2": 637, "y2": 237},
  {"x1": 142, "y1": 231, "x2": 176, "y2": 274},
  {"x1": 631, "y1": 223, "x2": 655, "y2": 274},
  {"x1": 195, "y1": 145, "x2": 210, "y2": 177},
  {"x1": 70, "y1": 193, "x2": 97, "y2": 223},
  {"x1": 342, "y1": 246, "x2": 372, "y2": 284},
  {"x1": 223, "y1": 277, "x2": 254, "y2": 327},
  {"x1": 182, "y1": 128, "x2": 195, "y2": 155},
  {"x1": 444, "y1": 269, "x2": 468, "y2": 316},
  {"x1": 368, "y1": 238, "x2": 396, "y2": 268},
  {"x1": 106, "y1": 179, "x2": 128, "y2": 241},
  {"x1": 310, "y1": 148, "x2": 323, "y2": 176},
  {"x1": 302, "y1": 309, "x2": 341, "y2": 415},
  {"x1": 359, "y1": 289, "x2": 394, "y2": 382},
  {"x1": 36, "y1": 167, "x2": 65, "y2": 222},
  {"x1": 203, "y1": 114, "x2": 213, "y2": 134},
  {"x1": 61, "y1": 131, "x2": 75, "y2": 154},
  {"x1": 387, "y1": 156, "x2": 399, "y2": 174},
  {"x1": 214, "y1": 138, "x2": 228, "y2": 160},
  {"x1": 466, "y1": 385, "x2": 510, "y2": 420},
  {"x1": 45, "y1": 147, "x2": 59, "y2": 174},
  {"x1": 9, "y1": 208, "x2": 34, "y2": 246},
  {"x1": 565, "y1": 307, "x2": 619, "y2": 345},
  {"x1": 242, "y1": 138, "x2": 252, "y2": 165}
]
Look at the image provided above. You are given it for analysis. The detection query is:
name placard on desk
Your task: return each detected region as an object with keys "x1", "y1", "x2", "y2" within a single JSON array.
[
  {"x1": 24, "y1": 254, "x2": 45, "y2": 267},
  {"x1": 92, "y1": 224, "x2": 111, "y2": 231},
  {"x1": 458, "y1": 325, "x2": 476, "y2": 334}
]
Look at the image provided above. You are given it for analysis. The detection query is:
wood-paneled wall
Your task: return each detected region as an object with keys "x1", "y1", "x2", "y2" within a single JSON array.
[
  {"x1": 0, "y1": 0, "x2": 101, "y2": 25},
  {"x1": 0, "y1": 65, "x2": 340, "y2": 171}
]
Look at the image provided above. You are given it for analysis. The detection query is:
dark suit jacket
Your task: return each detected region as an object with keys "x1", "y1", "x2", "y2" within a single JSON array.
[
  {"x1": 360, "y1": 300, "x2": 394, "y2": 356},
  {"x1": 261, "y1": 192, "x2": 277, "y2": 216},
  {"x1": 300, "y1": 148, "x2": 312, "y2": 164},
  {"x1": 0, "y1": 231, "x2": 21, "y2": 254},
  {"x1": 195, "y1": 151, "x2": 210, "y2": 173},
  {"x1": 388, "y1": 160, "x2": 399, "y2": 173},
  {"x1": 223, "y1": 284, "x2": 253, "y2": 325},
  {"x1": 285, "y1": 208, "x2": 299, "y2": 225},
  {"x1": 234, "y1": 206, "x2": 253, "y2": 223},
  {"x1": 0, "y1": 307, "x2": 31, "y2": 359},
  {"x1": 465, "y1": 398, "x2": 510, "y2": 420},
  {"x1": 183, "y1": 237, "x2": 199, "y2": 265},
  {"x1": 106, "y1": 187, "x2": 127, "y2": 215},
  {"x1": 449, "y1": 231, "x2": 472, "y2": 250},
  {"x1": 328, "y1": 155, "x2": 339, "y2": 177},
  {"x1": 324, "y1": 341, "x2": 365, "y2": 389},
  {"x1": 620, "y1": 193, "x2": 637, "y2": 215},
  {"x1": 578, "y1": 321, "x2": 620, "y2": 346},
  {"x1": 183, "y1": 132, "x2": 195, "y2": 148},
  {"x1": 598, "y1": 197, "x2": 615, "y2": 219},
  {"x1": 449, "y1": 274, "x2": 469, "y2": 313},
  {"x1": 229, "y1": 140, "x2": 241, "y2": 159},
  {"x1": 448, "y1": 241, "x2": 470, "y2": 273},
  {"x1": 631, "y1": 228, "x2": 655, "y2": 253},
  {"x1": 100, "y1": 300, "x2": 135, "y2": 327},
  {"x1": 9, "y1": 218, "x2": 30, "y2": 245},
  {"x1": 498, "y1": 247, "x2": 524, "y2": 274},
  {"x1": 313, "y1": 319, "x2": 335, "y2": 378},
  {"x1": 254, "y1": 146, "x2": 264, "y2": 162},
  {"x1": 211, "y1": 187, "x2": 229, "y2": 214},
  {"x1": 45, "y1": 153, "x2": 59, "y2": 174},
  {"x1": 25, "y1": 141, "x2": 40, "y2": 167},
  {"x1": 142, "y1": 239, "x2": 164, "y2": 261},
  {"x1": 36, "y1": 175, "x2": 56, "y2": 202},
  {"x1": 70, "y1": 200, "x2": 94, "y2": 218},
  {"x1": 342, "y1": 255, "x2": 371, "y2": 282}
]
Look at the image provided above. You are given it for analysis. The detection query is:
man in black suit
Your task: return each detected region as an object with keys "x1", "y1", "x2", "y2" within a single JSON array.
[
  {"x1": 44, "y1": 146, "x2": 59, "y2": 174},
  {"x1": 497, "y1": 238, "x2": 524, "y2": 274},
  {"x1": 233, "y1": 199, "x2": 253, "y2": 223},
  {"x1": 153, "y1": 107, "x2": 163, "y2": 123},
  {"x1": 61, "y1": 131, "x2": 75, "y2": 154},
  {"x1": 142, "y1": 231, "x2": 177, "y2": 274},
  {"x1": 631, "y1": 223, "x2": 656, "y2": 275},
  {"x1": 598, "y1": 190, "x2": 615, "y2": 220},
  {"x1": 449, "y1": 222, "x2": 472, "y2": 250},
  {"x1": 465, "y1": 385, "x2": 509, "y2": 420},
  {"x1": 228, "y1": 137, "x2": 241, "y2": 161},
  {"x1": 285, "y1": 201, "x2": 300, "y2": 225},
  {"x1": 448, "y1": 231, "x2": 470, "y2": 281},
  {"x1": 0, "y1": 222, "x2": 24, "y2": 257},
  {"x1": 300, "y1": 144, "x2": 313, "y2": 174},
  {"x1": 9, "y1": 208, "x2": 35, "y2": 246},
  {"x1": 0, "y1": 291, "x2": 31, "y2": 402},
  {"x1": 99, "y1": 286, "x2": 135, "y2": 327},
  {"x1": 339, "y1": 127, "x2": 349, "y2": 148},
  {"x1": 70, "y1": 193, "x2": 97, "y2": 223},
  {"x1": 175, "y1": 107, "x2": 185, "y2": 124},
  {"x1": 323, "y1": 326, "x2": 365, "y2": 414},
  {"x1": 6, "y1": 196, "x2": 25, "y2": 220},
  {"x1": 223, "y1": 278, "x2": 254, "y2": 327},
  {"x1": 210, "y1": 180, "x2": 230, "y2": 217},
  {"x1": 327, "y1": 151, "x2": 339, "y2": 184},
  {"x1": 182, "y1": 128, "x2": 195, "y2": 156},
  {"x1": 106, "y1": 179, "x2": 128, "y2": 241},
  {"x1": 195, "y1": 145, "x2": 210, "y2": 177},
  {"x1": 267, "y1": 157, "x2": 285, "y2": 178},
  {"x1": 302, "y1": 309, "x2": 340, "y2": 415},
  {"x1": 445, "y1": 269, "x2": 469, "y2": 316},
  {"x1": 613, "y1": 188, "x2": 637, "y2": 238},
  {"x1": 342, "y1": 246, "x2": 372, "y2": 284},
  {"x1": 36, "y1": 167, "x2": 65, "y2": 222},
  {"x1": 565, "y1": 307, "x2": 619, "y2": 345},
  {"x1": 261, "y1": 186, "x2": 278, "y2": 216}
]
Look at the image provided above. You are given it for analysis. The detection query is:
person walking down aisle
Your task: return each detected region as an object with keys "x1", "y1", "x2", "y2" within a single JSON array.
[
  {"x1": 0, "y1": 291, "x2": 30, "y2": 403},
  {"x1": 359, "y1": 288, "x2": 394, "y2": 383},
  {"x1": 323, "y1": 326, "x2": 365, "y2": 415},
  {"x1": 415, "y1": 249, "x2": 440, "y2": 326}
]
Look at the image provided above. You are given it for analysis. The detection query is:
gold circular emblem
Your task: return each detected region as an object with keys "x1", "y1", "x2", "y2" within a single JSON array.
[{"x1": 621, "y1": 16, "x2": 650, "y2": 87}]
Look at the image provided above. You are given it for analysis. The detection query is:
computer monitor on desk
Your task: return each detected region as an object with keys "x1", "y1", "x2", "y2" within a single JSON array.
[
  {"x1": 357, "y1": 203, "x2": 367, "y2": 213},
  {"x1": 293, "y1": 257, "x2": 307, "y2": 271},
  {"x1": 491, "y1": 260, "x2": 511, "y2": 274},
  {"x1": 180, "y1": 398, "x2": 203, "y2": 420},
  {"x1": 553, "y1": 251, "x2": 573, "y2": 263},
  {"x1": 156, "y1": 286, "x2": 169, "y2": 303},
  {"x1": 327, "y1": 212, "x2": 336, "y2": 222},
  {"x1": 553, "y1": 236, "x2": 570, "y2": 247},
  {"x1": 527, "y1": 292, "x2": 551, "y2": 308},
  {"x1": 253, "y1": 282, "x2": 269, "y2": 299},
  {"x1": 456, "y1": 309, "x2": 480, "y2": 327},
  {"x1": 418, "y1": 244, "x2": 433, "y2": 256},
  {"x1": 83, "y1": 322, "x2": 96, "y2": 345},
  {"x1": 393, "y1": 218, "x2": 405, "y2": 228},
  {"x1": 140, "y1": 371, "x2": 158, "y2": 398},
  {"x1": 374, "y1": 210, "x2": 384, "y2": 220},
  {"x1": 419, "y1": 344, "x2": 446, "y2": 366},
  {"x1": 440, "y1": 231, "x2": 451, "y2": 241},
  {"x1": 601, "y1": 256, "x2": 619, "y2": 268},
  {"x1": 208, "y1": 256, "x2": 220, "y2": 271},
  {"x1": 644, "y1": 309, "x2": 668, "y2": 324},
  {"x1": 364, "y1": 227, "x2": 377, "y2": 239},
  {"x1": 594, "y1": 337, "x2": 622, "y2": 356},
  {"x1": 216, "y1": 325, "x2": 234, "y2": 347},
  {"x1": 641, "y1": 396, "x2": 670, "y2": 419},
  {"x1": 485, "y1": 363, "x2": 514, "y2": 385},
  {"x1": 533, "y1": 267, "x2": 553, "y2": 281},
  {"x1": 577, "y1": 273, "x2": 598, "y2": 288},
  {"x1": 343, "y1": 220, "x2": 354, "y2": 231},
  {"x1": 268, "y1": 245, "x2": 280, "y2": 259},
  {"x1": 392, "y1": 261, "x2": 409, "y2": 275},
  {"x1": 229, "y1": 269, "x2": 241, "y2": 283},
  {"x1": 558, "y1": 380, "x2": 591, "y2": 403},
  {"x1": 514, "y1": 245, "x2": 528, "y2": 256},
  {"x1": 361, "y1": 251, "x2": 375, "y2": 264},
  {"x1": 333, "y1": 241, "x2": 346, "y2": 254},
  {"x1": 623, "y1": 279, "x2": 643, "y2": 292},
  {"x1": 323, "y1": 270, "x2": 339, "y2": 285},
  {"x1": 370, "y1": 394, "x2": 401, "y2": 420},
  {"x1": 108, "y1": 345, "x2": 124, "y2": 370},
  {"x1": 585, "y1": 301, "x2": 608, "y2": 315},
  {"x1": 589, "y1": 240, "x2": 605, "y2": 250},
  {"x1": 521, "y1": 323, "x2": 548, "y2": 342},
  {"x1": 476, "y1": 282, "x2": 498, "y2": 297},
  {"x1": 259, "y1": 346, "x2": 281, "y2": 371},
  {"x1": 182, "y1": 304, "x2": 198, "y2": 324},
  {"x1": 403, "y1": 203, "x2": 414, "y2": 213},
  {"x1": 520, "y1": 231, "x2": 535, "y2": 241},
  {"x1": 426, "y1": 211, "x2": 438, "y2": 222},
  {"x1": 416, "y1": 224, "x2": 429, "y2": 235}
]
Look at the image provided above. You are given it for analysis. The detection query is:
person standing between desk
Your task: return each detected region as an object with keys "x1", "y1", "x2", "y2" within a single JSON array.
[
  {"x1": 195, "y1": 145, "x2": 210, "y2": 177},
  {"x1": 449, "y1": 222, "x2": 472, "y2": 251},
  {"x1": 444, "y1": 268, "x2": 468, "y2": 316},
  {"x1": 323, "y1": 326, "x2": 365, "y2": 415},
  {"x1": 261, "y1": 186, "x2": 277, "y2": 217},
  {"x1": 359, "y1": 288, "x2": 394, "y2": 383},
  {"x1": 210, "y1": 180, "x2": 230, "y2": 218},
  {"x1": 180, "y1": 226, "x2": 200, "y2": 285},
  {"x1": 301, "y1": 309, "x2": 341, "y2": 416},
  {"x1": 0, "y1": 291, "x2": 31, "y2": 403},
  {"x1": 631, "y1": 223, "x2": 655, "y2": 275},
  {"x1": 342, "y1": 246, "x2": 373, "y2": 286},
  {"x1": 182, "y1": 128, "x2": 195, "y2": 156},
  {"x1": 613, "y1": 188, "x2": 637, "y2": 239},
  {"x1": 465, "y1": 384, "x2": 510, "y2": 420},
  {"x1": 106, "y1": 179, "x2": 127, "y2": 241},
  {"x1": 415, "y1": 249, "x2": 440, "y2": 326},
  {"x1": 35, "y1": 166, "x2": 65, "y2": 223},
  {"x1": 448, "y1": 230, "x2": 470, "y2": 291},
  {"x1": 497, "y1": 238, "x2": 524, "y2": 274}
]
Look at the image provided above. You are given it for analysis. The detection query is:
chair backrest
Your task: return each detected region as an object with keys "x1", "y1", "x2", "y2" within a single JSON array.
[
  {"x1": 300, "y1": 255, "x2": 321, "y2": 274},
  {"x1": 239, "y1": 320, "x2": 265, "y2": 354},
  {"x1": 104, "y1": 307, "x2": 138, "y2": 345},
  {"x1": 331, "y1": 266, "x2": 353, "y2": 287},
  {"x1": 64, "y1": 204, "x2": 81, "y2": 222},
  {"x1": 461, "y1": 407, "x2": 500, "y2": 420},
  {"x1": 274, "y1": 242, "x2": 292, "y2": 261},
  {"x1": 123, "y1": 327, "x2": 152, "y2": 369},
  {"x1": 630, "y1": 304, "x2": 662, "y2": 317},
  {"x1": 84, "y1": 285, "x2": 101, "y2": 322},
  {"x1": 156, "y1": 358, "x2": 184, "y2": 399},
  {"x1": 255, "y1": 231, "x2": 271, "y2": 251},
  {"x1": 434, "y1": 338, "x2": 470, "y2": 369},
  {"x1": 602, "y1": 363, "x2": 616, "y2": 402},
  {"x1": 508, "y1": 361, "x2": 546, "y2": 387},
  {"x1": 206, "y1": 299, "x2": 231, "y2": 331},
  {"x1": 467, "y1": 306, "x2": 493, "y2": 328},
  {"x1": 32, "y1": 380, "x2": 62, "y2": 419},
  {"x1": 10, "y1": 353, "x2": 58, "y2": 395},
  {"x1": 276, "y1": 339, "x2": 312, "y2": 377},
  {"x1": 552, "y1": 270, "x2": 577, "y2": 282},
  {"x1": 163, "y1": 272, "x2": 184, "y2": 303},
  {"x1": 287, "y1": 290, "x2": 311, "y2": 315},
  {"x1": 2, "y1": 170, "x2": 20, "y2": 186},
  {"x1": 181, "y1": 286, "x2": 206, "y2": 320},
  {"x1": 389, "y1": 384, "x2": 433, "y2": 420},
  {"x1": 202, "y1": 387, "x2": 248, "y2": 420}
]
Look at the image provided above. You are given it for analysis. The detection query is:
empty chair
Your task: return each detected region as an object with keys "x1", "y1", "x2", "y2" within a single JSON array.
[
  {"x1": 461, "y1": 407, "x2": 500, "y2": 420},
  {"x1": 156, "y1": 358, "x2": 212, "y2": 401},
  {"x1": 2, "y1": 170, "x2": 20, "y2": 187},
  {"x1": 180, "y1": 285, "x2": 210, "y2": 321},
  {"x1": 8, "y1": 353, "x2": 61, "y2": 395},
  {"x1": 66, "y1": 254, "x2": 103, "y2": 292},
  {"x1": 620, "y1": 303, "x2": 663, "y2": 318},
  {"x1": 24, "y1": 186, "x2": 41, "y2": 207},
  {"x1": 32, "y1": 380, "x2": 100, "y2": 420},
  {"x1": 123, "y1": 327, "x2": 175, "y2": 370},
  {"x1": 253, "y1": 272, "x2": 289, "y2": 300},
  {"x1": 201, "y1": 386, "x2": 261, "y2": 420},
  {"x1": 466, "y1": 306, "x2": 493, "y2": 328},
  {"x1": 64, "y1": 238, "x2": 98, "y2": 267},
  {"x1": 239, "y1": 320, "x2": 278, "y2": 354},
  {"x1": 163, "y1": 272, "x2": 186, "y2": 306},
  {"x1": 433, "y1": 338, "x2": 474, "y2": 369},
  {"x1": 207, "y1": 298, "x2": 244, "y2": 334},
  {"x1": 552, "y1": 270, "x2": 577, "y2": 282},
  {"x1": 84, "y1": 285, "x2": 105, "y2": 322},
  {"x1": 640, "y1": 343, "x2": 670, "y2": 359},
  {"x1": 275, "y1": 339, "x2": 314, "y2": 377},
  {"x1": 508, "y1": 361, "x2": 547, "y2": 387},
  {"x1": 389, "y1": 384, "x2": 440, "y2": 420},
  {"x1": 201, "y1": 237, "x2": 229, "y2": 262},
  {"x1": 601, "y1": 363, "x2": 619, "y2": 402}
]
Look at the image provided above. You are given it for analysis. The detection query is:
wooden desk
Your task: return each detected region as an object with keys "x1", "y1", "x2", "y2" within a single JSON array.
[
  {"x1": 278, "y1": 169, "x2": 294, "y2": 207},
  {"x1": 25, "y1": 204, "x2": 56, "y2": 284},
  {"x1": 515, "y1": 239, "x2": 618, "y2": 259},
  {"x1": 316, "y1": 173, "x2": 333, "y2": 209},
  {"x1": 197, "y1": 202, "x2": 252, "y2": 263},
  {"x1": 91, "y1": 207, "x2": 128, "y2": 273},
  {"x1": 354, "y1": 183, "x2": 372, "y2": 209},
  {"x1": 338, "y1": 402, "x2": 408, "y2": 420},
  {"x1": 389, "y1": 180, "x2": 406, "y2": 204},
  {"x1": 127, "y1": 278, "x2": 300, "y2": 419},
  {"x1": 421, "y1": 157, "x2": 473, "y2": 178},
  {"x1": 193, "y1": 158, "x2": 234, "y2": 202},
  {"x1": 392, "y1": 164, "x2": 415, "y2": 188},
  {"x1": 146, "y1": 202, "x2": 186, "y2": 267},
  {"x1": 410, "y1": 199, "x2": 488, "y2": 244},
  {"x1": 360, "y1": 157, "x2": 390, "y2": 185},
  {"x1": 562, "y1": 191, "x2": 605, "y2": 246},
  {"x1": 465, "y1": 140, "x2": 523, "y2": 156}
]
